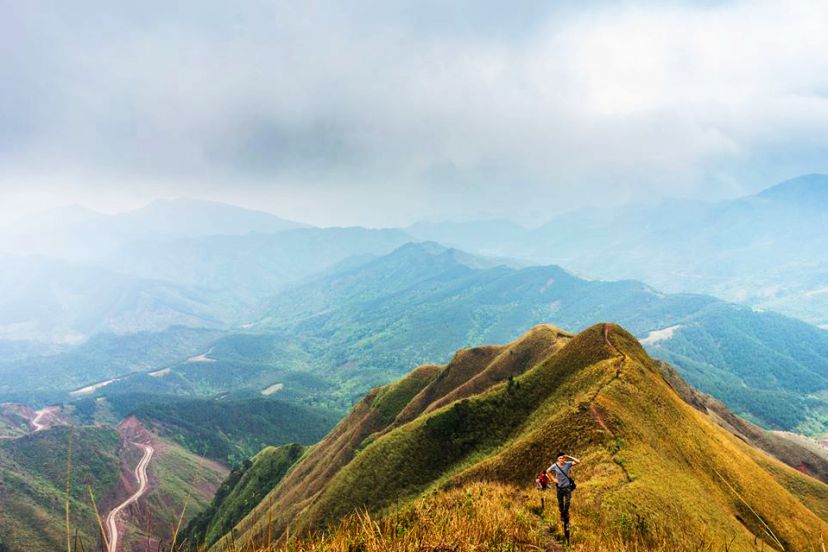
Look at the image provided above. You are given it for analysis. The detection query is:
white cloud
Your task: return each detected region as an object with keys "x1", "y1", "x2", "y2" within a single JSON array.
[{"x1": 1, "y1": 0, "x2": 827, "y2": 226}]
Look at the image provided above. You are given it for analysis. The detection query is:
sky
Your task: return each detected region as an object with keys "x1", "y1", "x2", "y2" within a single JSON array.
[{"x1": 1, "y1": 0, "x2": 828, "y2": 227}]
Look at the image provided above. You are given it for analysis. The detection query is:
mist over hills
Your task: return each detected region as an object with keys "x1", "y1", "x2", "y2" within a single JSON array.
[
  {"x1": 0, "y1": 226, "x2": 412, "y2": 342},
  {"x1": 0, "y1": 198, "x2": 306, "y2": 261},
  {"x1": 0, "y1": 178, "x2": 827, "y2": 551},
  {"x1": 4, "y1": 239, "x2": 825, "y2": 436},
  {"x1": 408, "y1": 174, "x2": 828, "y2": 327},
  {"x1": 0, "y1": 255, "x2": 224, "y2": 342}
]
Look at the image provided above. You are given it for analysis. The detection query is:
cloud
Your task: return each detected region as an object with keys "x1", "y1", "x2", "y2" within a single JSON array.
[{"x1": 1, "y1": 0, "x2": 827, "y2": 225}]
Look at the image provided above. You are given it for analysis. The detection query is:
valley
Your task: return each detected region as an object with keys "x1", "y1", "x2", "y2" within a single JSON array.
[{"x1": 0, "y1": 183, "x2": 826, "y2": 550}]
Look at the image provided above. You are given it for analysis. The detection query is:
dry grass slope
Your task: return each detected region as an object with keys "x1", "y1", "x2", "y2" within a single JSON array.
[{"x1": 214, "y1": 323, "x2": 828, "y2": 552}]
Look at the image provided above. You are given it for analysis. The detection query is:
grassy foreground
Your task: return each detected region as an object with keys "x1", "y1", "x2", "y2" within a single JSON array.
[
  {"x1": 210, "y1": 323, "x2": 827, "y2": 552},
  {"x1": 208, "y1": 481, "x2": 826, "y2": 552}
]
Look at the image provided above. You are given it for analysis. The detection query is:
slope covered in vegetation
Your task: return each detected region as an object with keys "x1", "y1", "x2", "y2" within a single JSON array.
[
  {"x1": 183, "y1": 444, "x2": 306, "y2": 548},
  {"x1": 0, "y1": 426, "x2": 120, "y2": 551},
  {"x1": 217, "y1": 324, "x2": 827, "y2": 551},
  {"x1": 105, "y1": 395, "x2": 337, "y2": 464},
  {"x1": 243, "y1": 241, "x2": 828, "y2": 432}
]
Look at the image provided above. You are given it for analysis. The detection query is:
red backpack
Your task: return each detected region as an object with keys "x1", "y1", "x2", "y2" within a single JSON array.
[{"x1": 535, "y1": 472, "x2": 550, "y2": 490}]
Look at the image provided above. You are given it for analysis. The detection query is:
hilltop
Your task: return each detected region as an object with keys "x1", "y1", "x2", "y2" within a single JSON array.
[{"x1": 204, "y1": 323, "x2": 828, "y2": 551}]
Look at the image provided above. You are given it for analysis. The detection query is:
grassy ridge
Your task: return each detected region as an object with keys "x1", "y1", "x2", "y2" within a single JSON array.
[
  {"x1": 184, "y1": 444, "x2": 306, "y2": 548},
  {"x1": 219, "y1": 326, "x2": 570, "y2": 546},
  {"x1": 222, "y1": 324, "x2": 828, "y2": 551}
]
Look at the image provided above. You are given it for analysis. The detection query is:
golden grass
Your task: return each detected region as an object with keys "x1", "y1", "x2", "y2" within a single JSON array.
[
  {"x1": 201, "y1": 481, "x2": 827, "y2": 552},
  {"x1": 218, "y1": 324, "x2": 828, "y2": 551},
  {"x1": 54, "y1": 324, "x2": 828, "y2": 552}
]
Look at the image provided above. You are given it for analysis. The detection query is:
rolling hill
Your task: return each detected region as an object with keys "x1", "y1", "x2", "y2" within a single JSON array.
[
  {"x1": 407, "y1": 174, "x2": 828, "y2": 327},
  {"x1": 103, "y1": 394, "x2": 338, "y2": 464},
  {"x1": 0, "y1": 226, "x2": 412, "y2": 343},
  {"x1": 0, "y1": 419, "x2": 229, "y2": 552},
  {"x1": 243, "y1": 242, "x2": 828, "y2": 433},
  {"x1": 0, "y1": 326, "x2": 223, "y2": 404},
  {"x1": 0, "y1": 198, "x2": 305, "y2": 262},
  {"x1": 0, "y1": 426, "x2": 120, "y2": 551},
  {"x1": 212, "y1": 324, "x2": 828, "y2": 551}
]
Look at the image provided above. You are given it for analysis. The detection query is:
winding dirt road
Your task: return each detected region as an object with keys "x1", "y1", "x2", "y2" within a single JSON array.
[
  {"x1": 31, "y1": 406, "x2": 59, "y2": 431},
  {"x1": 106, "y1": 443, "x2": 154, "y2": 552}
]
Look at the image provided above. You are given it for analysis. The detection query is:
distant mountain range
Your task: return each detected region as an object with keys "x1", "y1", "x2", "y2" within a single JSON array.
[
  {"x1": 4, "y1": 241, "x2": 825, "y2": 436},
  {"x1": 407, "y1": 174, "x2": 828, "y2": 327},
  {"x1": 0, "y1": 226, "x2": 412, "y2": 342},
  {"x1": 0, "y1": 198, "x2": 306, "y2": 261},
  {"x1": 0, "y1": 177, "x2": 826, "y2": 435}
]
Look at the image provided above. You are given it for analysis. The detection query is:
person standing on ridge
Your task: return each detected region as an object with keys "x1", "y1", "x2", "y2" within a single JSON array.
[{"x1": 547, "y1": 451, "x2": 581, "y2": 543}]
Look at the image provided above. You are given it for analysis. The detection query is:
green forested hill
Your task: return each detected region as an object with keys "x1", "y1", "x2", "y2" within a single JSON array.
[
  {"x1": 4, "y1": 240, "x2": 826, "y2": 435},
  {"x1": 0, "y1": 326, "x2": 223, "y2": 404},
  {"x1": 0, "y1": 426, "x2": 120, "y2": 551},
  {"x1": 239, "y1": 242, "x2": 828, "y2": 432},
  {"x1": 101, "y1": 394, "x2": 337, "y2": 464}
]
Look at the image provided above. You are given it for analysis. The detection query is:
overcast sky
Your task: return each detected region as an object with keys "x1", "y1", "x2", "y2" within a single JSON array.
[{"x1": 2, "y1": 0, "x2": 827, "y2": 226}]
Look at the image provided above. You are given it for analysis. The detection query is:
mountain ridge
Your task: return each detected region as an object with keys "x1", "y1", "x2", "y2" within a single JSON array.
[{"x1": 215, "y1": 323, "x2": 828, "y2": 551}]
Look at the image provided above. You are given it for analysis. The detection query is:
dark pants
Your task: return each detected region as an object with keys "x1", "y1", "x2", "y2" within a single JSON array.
[{"x1": 556, "y1": 486, "x2": 572, "y2": 526}]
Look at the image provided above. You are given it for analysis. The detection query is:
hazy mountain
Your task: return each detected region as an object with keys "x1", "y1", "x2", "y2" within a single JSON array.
[
  {"x1": 212, "y1": 325, "x2": 828, "y2": 551},
  {"x1": 116, "y1": 197, "x2": 308, "y2": 238},
  {"x1": 0, "y1": 227, "x2": 413, "y2": 342},
  {"x1": 100, "y1": 227, "x2": 414, "y2": 302},
  {"x1": 0, "y1": 198, "x2": 306, "y2": 261},
  {"x1": 407, "y1": 174, "x2": 828, "y2": 326},
  {"x1": 0, "y1": 255, "x2": 224, "y2": 342},
  {"x1": 406, "y1": 218, "x2": 528, "y2": 258},
  {"x1": 4, "y1": 241, "x2": 826, "y2": 434}
]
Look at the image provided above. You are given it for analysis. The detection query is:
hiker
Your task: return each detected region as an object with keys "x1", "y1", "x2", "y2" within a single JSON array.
[
  {"x1": 546, "y1": 451, "x2": 581, "y2": 542},
  {"x1": 535, "y1": 470, "x2": 551, "y2": 509}
]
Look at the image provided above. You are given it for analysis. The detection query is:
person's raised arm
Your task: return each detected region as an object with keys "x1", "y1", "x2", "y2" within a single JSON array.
[{"x1": 566, "y1": 454, "x2": 581, "y2": 465}]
